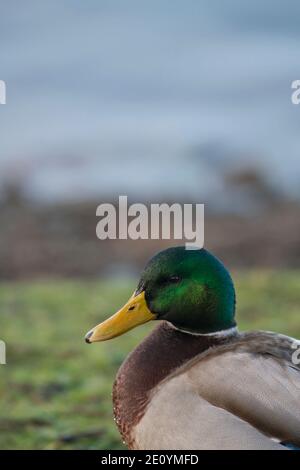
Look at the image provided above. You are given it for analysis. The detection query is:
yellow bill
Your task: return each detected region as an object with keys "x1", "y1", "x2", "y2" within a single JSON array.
[{"x1": 85, "y1": 291, "x2": 156, "y2": 343}]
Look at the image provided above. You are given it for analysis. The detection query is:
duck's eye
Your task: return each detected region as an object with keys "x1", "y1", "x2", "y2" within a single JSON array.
[{"x1": 169, "y1": 275, "x2": 181, "y2": 284}]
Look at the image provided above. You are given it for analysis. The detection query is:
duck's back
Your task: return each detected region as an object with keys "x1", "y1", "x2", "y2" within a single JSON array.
[{"x1": 132, "y1": 331, "x2": 300, "y2": 450}]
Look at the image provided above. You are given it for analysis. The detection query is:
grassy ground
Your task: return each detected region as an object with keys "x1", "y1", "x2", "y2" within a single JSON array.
[{"x1": 0, "y1": 271, "x2": 299, "y2": 449}]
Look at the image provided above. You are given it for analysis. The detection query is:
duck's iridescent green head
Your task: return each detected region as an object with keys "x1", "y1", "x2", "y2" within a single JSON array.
[
  {"x1": 85, "y1": 247, "x2": 236, "y2": 343},
  {"x1": 136, "y1": 247, "x2": 236, "y2": 334}
]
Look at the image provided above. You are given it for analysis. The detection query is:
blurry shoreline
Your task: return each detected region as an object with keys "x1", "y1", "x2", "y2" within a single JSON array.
[{"x1": 1, "y1": 191, "x2": 300, "y2": 280}]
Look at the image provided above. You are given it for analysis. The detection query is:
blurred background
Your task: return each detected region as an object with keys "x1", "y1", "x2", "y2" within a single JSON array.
[{"x1": 0, "y1": 0, "x2": 300, "y2": 449}]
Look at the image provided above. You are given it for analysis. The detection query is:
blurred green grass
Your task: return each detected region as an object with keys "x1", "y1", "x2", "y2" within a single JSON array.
[{"x1": 0, "y1": 271, "x2": 299, "y2": 449}]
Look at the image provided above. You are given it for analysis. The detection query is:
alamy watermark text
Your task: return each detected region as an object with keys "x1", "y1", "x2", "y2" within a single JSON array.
[
  {"x1": 291, "y1": 341, "x2": 300, "y2": 365},
  {"x1": 96, "y1": 196, "x2": 204, "y2": 249},
  {"x1": 0, "y1": 80, "x2": 6, "y2": 104},
  {"x1": 0, "y1": 340, "x2": 6, "y2": 364},
  {"x1": 291, "y1": 80, "x2": 300, "y2": 105}
]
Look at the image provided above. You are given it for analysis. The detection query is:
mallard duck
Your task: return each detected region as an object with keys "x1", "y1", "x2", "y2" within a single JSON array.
[{"x1": 85, "y1": 247, "x2": 300, "y2": 450}]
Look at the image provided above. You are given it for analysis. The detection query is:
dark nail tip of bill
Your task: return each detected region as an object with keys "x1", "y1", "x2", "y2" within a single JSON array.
[{"x1": 85, "y1": 331, "x2": 93, "y2": 343}]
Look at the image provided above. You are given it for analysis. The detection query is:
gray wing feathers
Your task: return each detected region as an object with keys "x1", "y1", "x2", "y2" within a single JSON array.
[
  {"x1": 134, "y1": 373, "x2": 284, "y2": 449},
  {"x1": 186, "y1": 332, "x2": 300, "y2": 446}
]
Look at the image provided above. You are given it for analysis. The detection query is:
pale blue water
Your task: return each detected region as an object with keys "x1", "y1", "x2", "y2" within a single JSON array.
[{"x1": 0, "y1": 1, "x2": 300, "y2": 206}]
